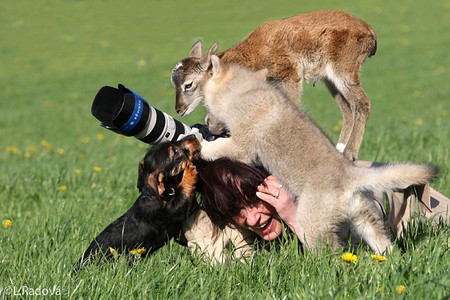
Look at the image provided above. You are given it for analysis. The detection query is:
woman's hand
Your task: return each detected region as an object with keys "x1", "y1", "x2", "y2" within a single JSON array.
[{"x1": 256, "y1": 176, "x2": 299, "y2": 235}]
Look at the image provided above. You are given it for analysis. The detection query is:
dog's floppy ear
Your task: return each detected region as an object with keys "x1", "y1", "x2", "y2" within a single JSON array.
[{"x1": 137, "y1": 160, "x2": 145, "y2": 191}]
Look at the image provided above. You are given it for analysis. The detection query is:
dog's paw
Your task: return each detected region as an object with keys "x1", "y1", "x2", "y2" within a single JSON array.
[{"x1": 181, "y1": 162, "x2": 198, "y2": 193}]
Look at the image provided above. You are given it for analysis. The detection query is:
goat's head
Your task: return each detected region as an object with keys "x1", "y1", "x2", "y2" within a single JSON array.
[{"x1": 171, "y1": 40, "x2": 218, "y2": 116}]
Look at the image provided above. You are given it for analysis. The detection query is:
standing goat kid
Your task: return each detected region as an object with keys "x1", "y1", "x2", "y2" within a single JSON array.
[{"x1": 171, "y1": 10, "x2": 377, "y2": 160}]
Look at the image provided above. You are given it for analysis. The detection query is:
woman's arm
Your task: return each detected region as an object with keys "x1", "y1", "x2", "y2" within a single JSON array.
[{"x1": 256, "y1": 175, "x2": 302, "y2": 238}]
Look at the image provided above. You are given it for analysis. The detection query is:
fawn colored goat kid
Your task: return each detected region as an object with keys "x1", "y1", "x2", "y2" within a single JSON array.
[{"x1": 171, "y1": 10, "x2": 377, "y2": 160}]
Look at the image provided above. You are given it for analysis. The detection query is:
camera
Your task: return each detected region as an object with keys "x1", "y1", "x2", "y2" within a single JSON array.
[{"x1": 91, "y1": 84, "x2": 194, "y2": 144}]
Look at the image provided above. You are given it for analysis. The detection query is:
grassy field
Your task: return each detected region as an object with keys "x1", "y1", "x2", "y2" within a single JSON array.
[{"x1": 1, "y1": 0, "x2": 449, "y2": 299}]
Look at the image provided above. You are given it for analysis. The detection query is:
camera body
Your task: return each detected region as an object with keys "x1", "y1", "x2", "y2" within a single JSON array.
[{"x1": 92, "y1": 84, "x2": 193, "y2": 144}]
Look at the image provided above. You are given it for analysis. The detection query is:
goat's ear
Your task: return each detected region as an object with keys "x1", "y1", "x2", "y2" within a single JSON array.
[
  {"x1": 199, "y1": 42, "x2": 218, "y2": 69},
  {"x1": 255, "y1": 68, "x2": 269, "y2": 80},
  {"x1": 137, "y1": 160, "x2": 145, "y2": 190},
  {"x1": 189, "y1": 40, "x2": 202, "y2": 58},
  {"x1": 211, "y1": 55, "x2": 222, "y2": 77},
  {"x1": 208, "y1": 42, "x2": 218, "y2": 55}
]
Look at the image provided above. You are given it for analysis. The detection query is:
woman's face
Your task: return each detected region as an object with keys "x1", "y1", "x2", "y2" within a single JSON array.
[{"x1": 233, "y1": 202, "x2": 283, "y2": 241}]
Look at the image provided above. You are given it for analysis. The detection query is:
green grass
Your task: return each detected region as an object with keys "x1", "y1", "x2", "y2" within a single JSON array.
[{"x1": 1, "y1": 0, "x2": 449, "y2": 299}]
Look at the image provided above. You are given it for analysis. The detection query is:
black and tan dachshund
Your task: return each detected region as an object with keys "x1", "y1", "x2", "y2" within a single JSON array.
[{"x1": 77, "y1": 135, "x2": 201, "y2": 266}]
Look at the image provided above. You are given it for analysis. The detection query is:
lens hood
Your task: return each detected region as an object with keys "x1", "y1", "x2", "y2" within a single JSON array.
[{"x1": 91, "y1": 84, "x2": 194, "y2": 144}]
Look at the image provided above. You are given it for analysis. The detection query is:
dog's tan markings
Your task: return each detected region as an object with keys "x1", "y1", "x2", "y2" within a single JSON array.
[
  {"x1": 179, "y1": 162, "x2": 198, "y2": 197},
  {"x1": 176, "y1": 160, "x2": 186, "y2": 176},
  {"x1": 157, "y1": 172, "x2": 166, "y2": 196},
  {"x1": 146, "y1": 173, "x2": 158, "y2": 191},
  {"x1": 180, "y1": 139, "x2": 201, "y2": 159}
]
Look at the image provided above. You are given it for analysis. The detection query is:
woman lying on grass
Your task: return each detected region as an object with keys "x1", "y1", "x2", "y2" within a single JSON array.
[{"x1": 182, "y1": 157, "x2": 450, "y2": 263}]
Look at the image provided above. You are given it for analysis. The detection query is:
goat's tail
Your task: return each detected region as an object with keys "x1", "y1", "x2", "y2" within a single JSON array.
[{"x1": 355, "y1": 162, "x2": 438, "y2": 192}]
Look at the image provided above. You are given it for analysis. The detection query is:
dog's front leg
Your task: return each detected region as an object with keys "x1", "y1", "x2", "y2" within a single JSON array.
[
  {"x1": 201, "y1": 137, "x2": 249, "y2": 162},
  {"x1": 164, "y1": 162, "x2": 200, "y2": 223},
  {"x1": 179, "y1": 162, "x2": 198, "y2": 197}
]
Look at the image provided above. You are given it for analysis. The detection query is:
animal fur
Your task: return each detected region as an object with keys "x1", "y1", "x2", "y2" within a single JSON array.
[
  {"x1": 76, "y1": 135, "x2": 201, "y2": 266},
  {"x1": 197, "y1": 55, "x2": 437, "y2": 253},
  {"x1": 171, "y1": 10, "x2": 377, "y2": 160}
]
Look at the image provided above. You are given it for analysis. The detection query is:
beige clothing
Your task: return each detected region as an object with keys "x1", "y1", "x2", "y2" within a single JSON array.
[
  {"x1": 354, "y1": 161, "x2": 450, "y2": 238},
  {"x1": 381, "y1": 184, "x2": 449, "y2": 238},
  {"x1": 181, "y1": 209, "x2": 256, "y2": 265},
  {"x1": 182, "y1": 161, "x2": 450, "y2": 264}
]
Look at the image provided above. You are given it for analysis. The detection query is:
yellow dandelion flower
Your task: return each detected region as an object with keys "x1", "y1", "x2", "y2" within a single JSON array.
[
  {"x1": 399, "y1": 25, "x2": 410, "y2": 33},
  {"x1": 109, "y1": 246, "x2": 119, "y2": 259},
  {"x1": 396, "y1": 285, "x2": 406, "y2": 294},
  {"x1": 341, "y1": 252, "x2": 358, "y2": 264},
  {"x1": 6, "y1": 146, "x2": 20, "y2": 154},
  {"x1": 96, "y1": 133, "x2": 105, "y2": 141},
  {"x1": 40, "y1": 140, "x2": 52, "y2": 151},
  {"x1": 74, "y1": 169, "x2": 81, "y2": 175},
  {"x1": 62, "y1": 34, "x2": 74, "y2": 42},
  {"x1": 58, "y1": 185, "x2": 67, "y2": 191},
  {"x1": 130, "y1": 247, "x2": 147, "y2": 256},
  {"x1": 415, "y1": 118, "x2": 424, "y2": 126},
  {"x1": 332, "y1": 119, "x2": 343, "y2": 133},
  {"x1": 24, "y1": 152, "x2": 31, "y2": 158},
  {"x1": 412, "y1": 90, "x2": 421, "y2": 97},
  {"x1": 43, "y1": 99, "x2": 53, "y2": 108},
  {"x1": 80, "y1": 137, "x2": 91, "y2": 144},
  {"x1": 93, "y1": 166, "x2": 102, "y2": 172},
  {"x1": 56, "y1": 148, "x2": 65, "y2": 155},
  {"x1": 137, "y1": 59, "x2": 147, "y2": 67},
  {"x1": 27, "y1": 145, "x2": 39, "y2": 153},
  {"x1": 433, "y1": 66, "x2": 446, "y2": 76},
  {"x1": 371, "y1": 254, "x2": 388, "y2": 262},
  {"x1": 99, "y1": 40, "x2": 109, "y2": 48},
  {"x1": 400, "y1": 38, "x2": 410, "y2": 46},
  {"x1": 13, "y1": 19, "x2": 24, "y2": 27},
  {"x1": 3, "y1": 219, "x2": 12, "y2": 229}
]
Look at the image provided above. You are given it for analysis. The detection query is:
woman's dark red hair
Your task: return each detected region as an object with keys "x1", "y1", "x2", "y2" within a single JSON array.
[{"x1": 195, "y1": 158, "x2": 270, "y2": 230}]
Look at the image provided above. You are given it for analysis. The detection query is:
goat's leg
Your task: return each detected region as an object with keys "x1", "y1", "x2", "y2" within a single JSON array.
[
  {"x1": 205, "y1": 113, "x2": 228, "y2": 136},
  {"x1": 324, "y1": 79, "x2": 354, "y2": 155},
  {"x1": 281, "y1": 78, "x2": 302, "y2": 104},
  {"x1": 340, "y1": 84, "x2": 371, "y2": 161},
  {"x1": 201, "y1": 138, "x2": 250, "y2": 163},
  {"x1": 350, "y1": 196, "x2": 392, "y2": 254}
]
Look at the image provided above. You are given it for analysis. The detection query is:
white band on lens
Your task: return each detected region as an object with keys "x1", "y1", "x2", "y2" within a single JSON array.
[
  {"x1": 160, "y1": 113, "x2": 176, "y2": 143},
  {"x1": 135, "y1": 106, "x2": 158, "y2": 140}
]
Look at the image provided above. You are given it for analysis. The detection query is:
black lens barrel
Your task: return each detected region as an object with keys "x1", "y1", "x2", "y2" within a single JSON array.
[{"x1": 91, "y1": 84, "x2": 192, "y2": 144}]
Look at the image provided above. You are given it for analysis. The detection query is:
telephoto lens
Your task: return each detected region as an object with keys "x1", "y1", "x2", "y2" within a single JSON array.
[{"x1": 91, "y1": 84, "x2": 193, "y2": 144}]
